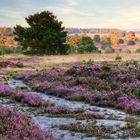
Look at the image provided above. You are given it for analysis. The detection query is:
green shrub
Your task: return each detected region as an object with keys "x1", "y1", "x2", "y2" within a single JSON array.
[
  {"x1": 91, "y1": 119, "x2": 97, "y2": 126},
  {"x1": 101, "y1": 40, "x2": 111, "y2": 49},
  {"x1": 132, "y1": 87, "x2": 140, "y2": 98},
  {"x1": 115, "y1": 55, "x2": 122, "y2": 61},
  {"x1": 14, "y1": 46, "x2": 23, "y2": 53},
  {"x1": 0, "y1": 45, "x2": 14, "y2": 55},
  {"x1": 124, "y1": 61, "x2": 129, "y2": 66},
  {"x1": 57, "y1": 44, "x2": 70, "y2": 55},
  {"x1": 83, "y1": 59, "x2": 93, "y2": 65},
  {"x1": 68, "y1": 45, "x2": 77, "y2": 54},
  {"x1": 135, "y1": 48, "x2": 140, "y2": 53},
  {"x1": 77, "y1": 36, "x2": 98, "y2": 53},
  {"x1": 121, "y1": 88, "x2": 129, "y2": 94},
  {"x1": 77, "y1": 45, "x2": 96, "y2": 53},
  {"x1": 133, "y1": 60, "x2": 139, "y2": 66},
  {"x1": 117, "y1": 39, "x2": 124, "y2": 44}
]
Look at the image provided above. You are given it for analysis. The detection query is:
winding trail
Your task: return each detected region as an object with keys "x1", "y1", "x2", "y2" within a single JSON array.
[
  {"x1": 8, "y1": 79, "x2": 127, "y2": 118},
  {"x1": 7, "y1": 78, "x2": 140, "y2": 140}
]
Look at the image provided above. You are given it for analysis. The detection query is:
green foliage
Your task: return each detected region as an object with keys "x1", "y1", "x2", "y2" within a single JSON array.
[
  {"x1": 115, "y1": 55, "x2": 122, "y2": 61},
  {"x1": 83, "y1": 59, "x2": 93, "y2": 65},
  {"x1": 121, "y1": 88, "x2": 129, "y2": 94},
  {"x1": 118, "y1": 39, "x2": 124, "y2": 44},
  {"x1": 132, "y1": 87, "x2": 140, "y2": 98},
  {"x1": 135, "y1": 48, "x2": 140, "y2": 53},
  {"x1": 91, "y1": 119, "x2": 97, "y2": 126},
  {"x1": 68, "y1": 45, "x2": 76, "y2": 54},
  {"x1": 0, "y1": 71, "x2": 16, "y2": 84},
  {"x1": 77, "y1": 36, "x2": 97, "y2": 53},
  {"x1": 0, "y1": 45, "x2": 14, "y2": 55},
  {"x1": 61, "y1": 44, "x2": 70, "y2": 55},
  {"x1": 124, "y1": 61, "x2": 129, "y2": 66},
  {"x1": 101, "y1": 40, "x2": 111, "y2": 49},
  {"x1": 133, "y1": 60, "x2": 139, "y2": 66},
  {"x1": 77, "y1": 45, "x2": 95, "y2": 53},
  {"x1": 14, "y1": 11, "x2": 69, "y2": 55},
  {"x1": 136, "y1": 125, "x2": 140, "y2": 132},
  {"x1": 14, "y1": 46, "x2": 23, "y2": 53},
  {"x1": 94, "y1": 35, "x2": 100, "y2": 43}
]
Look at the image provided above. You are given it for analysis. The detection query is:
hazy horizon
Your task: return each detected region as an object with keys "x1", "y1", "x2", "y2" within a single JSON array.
[{"x1": 0, "y1": 0, "x2": 140, "y2": 30}]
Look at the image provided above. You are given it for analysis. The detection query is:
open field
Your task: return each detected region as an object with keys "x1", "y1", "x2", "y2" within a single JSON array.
[{"x1": 1, "y1": 53, "x2": 140, "y2": 67}]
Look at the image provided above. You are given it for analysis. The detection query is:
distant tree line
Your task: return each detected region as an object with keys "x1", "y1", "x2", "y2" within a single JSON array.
[
  {"x1": 67, "y1": 31, "x2": 137, "y2": 54},
  {"x1": 0, "y1": 10, "x2": 138, "y2": 55},
  {"x1": 14, "y1": 11, "x2": 102, "y2": 55}
]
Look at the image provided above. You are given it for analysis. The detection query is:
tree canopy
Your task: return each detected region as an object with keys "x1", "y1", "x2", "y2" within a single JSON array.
[
  {"x1": 14, "y1": 11, "x2": 69, "y2": 55},
  {"x1": 77, "y1": 36, "x2": 97, "y2": 53}
]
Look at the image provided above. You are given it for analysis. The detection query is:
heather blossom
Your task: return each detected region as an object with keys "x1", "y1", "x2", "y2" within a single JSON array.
[
  {"x1": 15, "y1": 61, "x2": 140, "y2": 114},
  {"x1": 21, "y1": 93, "x2": 44, "y2": 106},
  {"x1": 115, "y1": 95, "x2": 140, "y2": 114},
  {"x1": 0, "y1": 70, "x2": 7, "y2": 75},
  {"x1": 0, "y1": 107, "x2": 56, "y2": 140},
  {"x1": 0, "y1": 82, "x2": 53, "y2": 107},
  {"x1": 40, "y1": 105, "x2": 72, "y2": 114},
  {"x1": 0, "y1": 81, "x2": 7, "y2": 93}
]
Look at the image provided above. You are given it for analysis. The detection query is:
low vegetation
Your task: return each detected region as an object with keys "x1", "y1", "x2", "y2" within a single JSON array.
[
  {"x1": 0, "y1": 107, "x2": 55, "y2": 140},
  {"x1": 15, "y1": 60, "x2": 140, "y2": 114},
  {"x1": 0, "y1": 59, "x2": 140, "y2": 139}
]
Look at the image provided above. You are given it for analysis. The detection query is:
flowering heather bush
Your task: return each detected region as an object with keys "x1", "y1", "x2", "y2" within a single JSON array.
[
  {"x1": 0, "y1": 81, "x2": 8, "y2": 93},
  {"x1": 21, "y1": 93, "x2": 44, "y2": 106},
  {"x1": 48, "y1": 85, "x2": 76, "y2": 97},
  {"x1": 66, "y1": 64, "x2": 101, "y2": 76},
  {"x1": 0, "y1": 70, "x2": 7, "y2": 75},
  {"x1": 0, "y1": 82, "x2": 53, "y2": 107},
  {"x1": 65, "y1": 91, "x2": 87, "y2": 101},
  {"x1": 115, "y1": 95, "x2": 140, "y2": 114},
  {"x1": 0, "y1": 107, "x2": 55, "y2": 140},
  {"x1": 37, "y1": 81, "x2": 52, "y2": 92},
  {"x1": 15, "y1": 61, "x2": 140, "y2": 114},
  {"x1": 84, "y1": 91, "x2": 103, "y2": 103},
  {"x1": 0, "y1": 61, "x2": 23, "y2": 68},
  {"x1": 40, "y1": 105, "x2": 73, "y2": 114},
  {"x1": 40, "y1": 105, "x2": 84, "y2": 115},
  {"x1": 16, "y1": 68, "x2": 64, "y2": 86}
]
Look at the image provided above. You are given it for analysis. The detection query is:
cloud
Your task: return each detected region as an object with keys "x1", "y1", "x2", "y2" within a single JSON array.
[
  {"x1": 0, "y1": 9, "x2": 22, "y2": 19},
  {"x1": 0, "y1": 0, "x2": 140, "y2": 29},
  {"x1": 67, "y1": 0, "x2": 78, "y2": 6}
]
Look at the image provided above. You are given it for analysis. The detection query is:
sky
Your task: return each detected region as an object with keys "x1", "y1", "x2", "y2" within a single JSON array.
[{"x1": 0, "y1": 0, "x2": 140, "y2": 29}]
